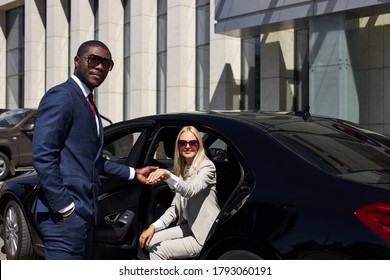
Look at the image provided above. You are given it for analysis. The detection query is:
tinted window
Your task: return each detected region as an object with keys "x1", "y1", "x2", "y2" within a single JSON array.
[
  {"x1": 274, "y1": 132, "x2": 390, "y2": 175},
  {"x1": 0, "y1": 110, "x2": 31, "y2": 128},
  {"x1": 148, "y1": 127, "x2": 236, "y2": 170},
  {"x1": 103, "y1": 132, "x2": 141, "y2": 161}
]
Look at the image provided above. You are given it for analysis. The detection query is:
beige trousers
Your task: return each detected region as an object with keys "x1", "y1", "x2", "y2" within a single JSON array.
[{"x1": 147, "y1": 223, "x2": 202, "y2": 260}]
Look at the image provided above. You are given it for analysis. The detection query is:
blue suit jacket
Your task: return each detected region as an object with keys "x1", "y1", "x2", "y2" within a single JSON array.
[{"x1": 32, "y1": 78, "x2": 130, "y2": 223}]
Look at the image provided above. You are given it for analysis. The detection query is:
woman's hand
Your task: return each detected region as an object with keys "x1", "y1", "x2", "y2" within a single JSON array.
[
  {"x1": 139, "y1": 224, "x2": 156, "y2": 248},
  {"x1": 147, "y1": 168, "x2": 171, "y2": 184}
]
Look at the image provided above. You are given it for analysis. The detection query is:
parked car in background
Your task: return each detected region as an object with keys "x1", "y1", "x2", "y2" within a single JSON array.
[
  {"x1": 0, "y1": 109, "x2": 113, "y2": 182},
  {"x1": 0, "y1": 110, "x2": 390, "y2": 260},
  {"x1": 0, "y1": 109, "x2": 37, "y2": 181}
]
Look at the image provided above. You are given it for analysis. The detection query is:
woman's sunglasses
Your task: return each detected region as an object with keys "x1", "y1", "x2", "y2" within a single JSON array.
[
  {"x1": 177, "y1": 140, "x2": 199, "y2": 148},
  {"x1": 80, "y1": 54, "x2": 114, "y2": 71}
]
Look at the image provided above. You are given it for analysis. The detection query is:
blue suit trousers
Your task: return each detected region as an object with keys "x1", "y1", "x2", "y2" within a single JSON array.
[{"x1": 35, "y1": 210, "x2": 93, "y2": 260}]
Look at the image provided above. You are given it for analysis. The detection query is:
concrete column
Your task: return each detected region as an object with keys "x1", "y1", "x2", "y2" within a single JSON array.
[
  {"x1": 209, "y1": 0, "x2": 241, "y2": 110},
  {"x1": 70, "y1": 0, "x2": 94, "y2": 66},
  {"x1": 166, "y1": 0, "x2": 196, "y2": 112},
  {"x1": 130, "y1": 0, "x2": 157, "y2": 118},
  {"x1": 260, "y1": 30, "x2": 295, "y2": 111},
  {"x1": 46, "y1": 0, "x2": 70, "y2": 90},
  {"x1": 0, "y1": 10, "x2": 6, "y2": 108},
  {"x1": 24, "y1": 0, "x2": 46, "y2": 108},
  {"x1": 97, "y1": 0, "x2": 124, "y2": 123},
  {"x1": 309, "y1": 15, "x2": 359, "y2": 123}
]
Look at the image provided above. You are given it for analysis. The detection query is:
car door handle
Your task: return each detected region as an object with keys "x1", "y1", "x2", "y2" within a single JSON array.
[{"x1": 104, "y1": 213, "x2": 120, "y2": 224}]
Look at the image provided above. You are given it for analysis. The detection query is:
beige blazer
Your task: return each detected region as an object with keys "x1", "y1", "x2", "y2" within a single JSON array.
[{"x1": 159, "y1": 159, "x2": 220, "y2": 246}]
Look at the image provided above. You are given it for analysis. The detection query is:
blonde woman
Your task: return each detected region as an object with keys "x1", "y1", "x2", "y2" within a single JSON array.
[{"x1": 139, "y1": 126, "x2": 220, "y2": 260}]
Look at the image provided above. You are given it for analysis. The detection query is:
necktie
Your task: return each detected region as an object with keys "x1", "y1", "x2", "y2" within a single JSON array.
[{"x1": 88, "y1": 93, "x2": 96, "y2": 115}]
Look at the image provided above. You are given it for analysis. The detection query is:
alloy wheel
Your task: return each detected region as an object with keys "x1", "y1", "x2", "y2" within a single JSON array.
[
  {"x1": 5, "y1": 204, "x2": 19, "y2": 257},
  {"x1": 0, "y1": 158, "x2": 6, "y2": 178}
]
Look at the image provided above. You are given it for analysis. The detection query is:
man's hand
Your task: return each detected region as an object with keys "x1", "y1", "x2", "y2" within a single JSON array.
[
  {"x1": 61, "y1": 207, "x2": 75, "y2": 221},
  {"x1": 136, "y1": 166, "x2": 159, "y2": 184}
]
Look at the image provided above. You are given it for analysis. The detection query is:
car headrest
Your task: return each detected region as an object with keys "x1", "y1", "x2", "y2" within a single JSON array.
[{"x1": 162, "y1": 128, "x2": 180, "y2": 159}]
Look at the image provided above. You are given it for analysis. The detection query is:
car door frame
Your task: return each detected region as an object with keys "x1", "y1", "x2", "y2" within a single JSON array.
[{"x1": 92, "y1": 119, "x2": 156, "y2": 259}]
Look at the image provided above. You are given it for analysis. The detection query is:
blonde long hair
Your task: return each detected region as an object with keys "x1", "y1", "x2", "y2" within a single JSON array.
[{"x1": 173, "y1": 126, "x2": 207, "y2": 178}]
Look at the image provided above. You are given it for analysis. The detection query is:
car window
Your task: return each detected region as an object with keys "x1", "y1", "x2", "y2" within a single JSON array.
[
  {"x1": 149, "y1": 128, "x2": 234, "y2": 165},
  {"x1": 149, "y1": 127, "x2": 180, "y2": 168},
  {"x1": 207, "y1": 138, "x2": 228, "y2": 162},
  {"x1": 103, "y1": 132, "x2": 141, "y2": 161},
  {"x1": 144, "y1": 125, "x2": 242, "y2": 208},
  {"x1": 272, "y1": 131, "x2": 390, "y2": 180},
  {"x1": 0, "y1": 110, "x2": 31, "y2": 128},
  {"x1": 24, "y1": 115, "x2": 36, "y2": 125}
]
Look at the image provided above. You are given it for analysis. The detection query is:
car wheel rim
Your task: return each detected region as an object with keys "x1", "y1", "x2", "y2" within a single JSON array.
[
  {"x1": 0, "y1": 158, "x2": 5, "y2": 176},
  {"x1": 5, "y1": 205, "x2": 18, "y2": 257}
]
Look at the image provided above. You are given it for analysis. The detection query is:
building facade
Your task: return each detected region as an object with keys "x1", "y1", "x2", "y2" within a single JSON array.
[
  {"x1": 215, "y1": 0, "x2": 390, "y2": 135},
  {"x1": 0, "y1": 0, "x2": 241, "y2": 124},
  {"x1": 1, "y1": 0, "x2": 390, "y2": 135}
]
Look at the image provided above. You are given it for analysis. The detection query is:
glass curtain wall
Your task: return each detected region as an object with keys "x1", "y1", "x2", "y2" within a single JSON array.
[
  {"x1": 6, "y1": 7, "x2": 24, "y2": 109},
  {"x1": 294, "y1": 28, "x2": 309, "y2": 111},
  {"x1": 157, "y1": 0, "x2": 167, "y2": 114},
  {"x1": 124, "y1": 0, "x2": 131, "y2": 119},
  {"x1": 241, "y1": 37, "x2": 260, "y2": 111},
  {"x1": 93, "y1": 0, "x2": 99, "y2": 101},
  {"x1": 94, "y1": 0, "x2": 99, "y2": 39},
  {"x1": 67, "y1": 0, "x2": 71, "y2": 77},
  {"x1": 196, "y1": 0, "x2": 210, "y2": 111}
]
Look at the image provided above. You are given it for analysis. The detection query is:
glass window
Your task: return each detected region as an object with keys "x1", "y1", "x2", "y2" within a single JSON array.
[
  {"x1": 103, "y1": 132, "x2": 141, "y2": 161},
  {"x1": 157, "y1": 52, "x2": 167, "y2": 113},
  {"x1": 0, "y1": 109, "x2": 30, "y2": 128},
  {"x1": 272, "y1": 124, "x2": 390, "y2": 184},
  {"x1": 196, "y1": 1, "x2": 210, "y2": 111},
  {"x1": 196, "y1": 45, "x2": 210, "y2": 110},
  {"x1": 93, "y1": 0, "x2": 99, "y2": 39},
  {"x1": 196, "y1": 4, "x2": 210, "y2": 46},
  {"x1": 157, "y1": 0, "x2": 167, "y2": 114},
  {"x1": 6, "y1": 7, "x2": 24, "y2": 109},
  {"x1": 241, "y1": 37, "x2": 260, "y2": 111},
  {"x1": 124, "y1": 0, "x2": 131, "y2": 119},
  {"x1": 294, "y1": 28, "x2": 309, "y2": 111}
]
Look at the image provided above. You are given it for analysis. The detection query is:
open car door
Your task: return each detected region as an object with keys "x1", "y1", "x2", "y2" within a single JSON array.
[{"x1": 92, "y1": 120, "x2": 154, "y2": 259}]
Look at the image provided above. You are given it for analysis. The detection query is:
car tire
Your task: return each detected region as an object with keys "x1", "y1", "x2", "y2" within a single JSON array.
[
  {"x1": 3, "y1": 200, "x2": 36, "y2": 259},
  {"x1": 217, "y1": 249, "x2": 264, "y2": 260},
  {"x1": 0, "y1": 152, "x2": 10, "y2": 181}
]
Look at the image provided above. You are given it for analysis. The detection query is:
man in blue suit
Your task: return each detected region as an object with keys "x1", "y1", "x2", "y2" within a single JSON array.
[{"x1": 32, "y1": 40, "x2": 156, "y2": 259}]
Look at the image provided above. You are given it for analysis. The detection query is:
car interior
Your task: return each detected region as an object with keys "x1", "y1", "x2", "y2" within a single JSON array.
[{"x1": 93, "y1": 124, "x2": 242, "y2": 259}]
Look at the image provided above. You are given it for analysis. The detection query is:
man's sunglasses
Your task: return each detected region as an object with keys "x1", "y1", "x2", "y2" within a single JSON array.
[
  {"x1": 80, "y1": 54, "x2": 114, "y2": 71},
  {"x1": 177, "y1": 140, "x2": 199, "y2": 148}
]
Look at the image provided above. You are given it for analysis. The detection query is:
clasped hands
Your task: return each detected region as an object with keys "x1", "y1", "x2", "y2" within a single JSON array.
[{"x1": 136, "y1": 166, "x2": 171, "y2": 185}]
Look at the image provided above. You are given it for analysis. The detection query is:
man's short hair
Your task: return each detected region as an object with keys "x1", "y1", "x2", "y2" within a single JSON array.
[{"x1": 76, "y1": 40, "x2": 111, "y2": 57}]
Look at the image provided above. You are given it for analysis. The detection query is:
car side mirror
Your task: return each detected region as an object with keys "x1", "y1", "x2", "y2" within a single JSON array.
[{"x1": 20, "y1": 123, "x2": 35, "y2": 132}]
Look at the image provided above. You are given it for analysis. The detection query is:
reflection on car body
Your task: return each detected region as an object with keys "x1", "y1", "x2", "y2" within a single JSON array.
[{"x1": 0, "y1": 111, "x2": 390, "y2": 260}]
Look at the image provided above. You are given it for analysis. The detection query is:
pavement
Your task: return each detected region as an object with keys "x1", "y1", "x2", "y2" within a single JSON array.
[{"x1": 1, "y1": 238, "x2": 6, "y2": 260}]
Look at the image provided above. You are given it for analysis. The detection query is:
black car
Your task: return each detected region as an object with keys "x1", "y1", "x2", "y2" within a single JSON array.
[{"x1": 1, "y1": 111, "x2": 390, "y2": 260}]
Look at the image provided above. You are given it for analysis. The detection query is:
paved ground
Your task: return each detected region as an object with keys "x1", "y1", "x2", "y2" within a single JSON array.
[{"x1": 1, "y1": 238, "x2": 6, "y2": 260}]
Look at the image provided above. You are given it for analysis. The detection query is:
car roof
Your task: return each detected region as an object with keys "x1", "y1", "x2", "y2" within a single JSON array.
[
  {"x1": 130, "y1": 110, "x2": 343, "y2": 132},
  {"x1": 126, "y1": 110, "x2": 390, "y2": 150}
]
